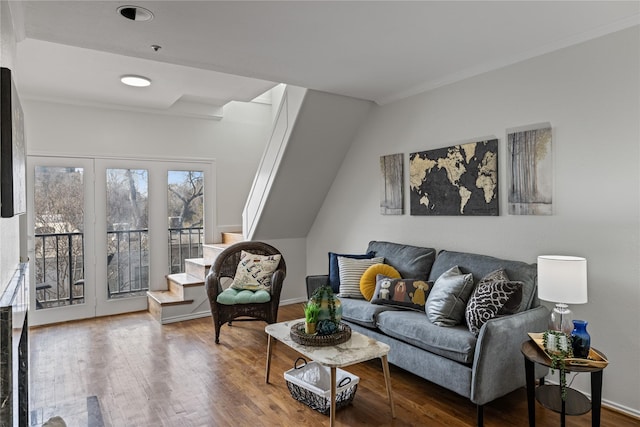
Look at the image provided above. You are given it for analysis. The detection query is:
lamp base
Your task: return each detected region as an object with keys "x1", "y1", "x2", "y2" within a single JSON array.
[{"x1": 549, "y1": 303, "x2": 573, "y2": 334}]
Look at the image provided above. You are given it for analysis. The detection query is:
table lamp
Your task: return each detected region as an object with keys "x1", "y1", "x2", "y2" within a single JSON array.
[{"x1": 537, "y1": 255, "x2": 588, "y2": 334}]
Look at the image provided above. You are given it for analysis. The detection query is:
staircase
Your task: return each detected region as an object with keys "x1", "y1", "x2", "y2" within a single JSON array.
[{"x1": 147, "y1": 232, "x2": 243, "y2": 324}]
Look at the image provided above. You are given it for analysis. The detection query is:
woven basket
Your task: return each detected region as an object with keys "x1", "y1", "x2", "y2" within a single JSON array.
[{"x1": 289, "y1": 322, "x2": 351, "y2": 347}]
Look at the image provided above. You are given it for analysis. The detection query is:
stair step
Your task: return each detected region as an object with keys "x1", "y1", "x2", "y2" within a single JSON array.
[
  {"x1": 203, "y1": 243, "x2": 231, "y2": 260},
  {"x1": 147, "y1": 290, "x2": 193, "y2": 306},
  {"x1": 222, "y1": 232, "x2": 244, "y2": 244},
  {"x1": 185, "y1": 258, "x2": 211, "y2": 280},
  {"x1": 167, "y1": 273, "x2": 204, "y2": 287}
]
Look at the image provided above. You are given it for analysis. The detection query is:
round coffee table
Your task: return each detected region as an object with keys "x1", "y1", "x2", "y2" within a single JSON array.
[{"x1": 521, "y1": 340, "x2": 607, "y2": 427}]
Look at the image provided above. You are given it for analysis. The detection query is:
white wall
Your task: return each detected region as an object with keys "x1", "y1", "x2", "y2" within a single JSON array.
[
  {"x1": 23, "y1": 99, "x2": 272, "y2": 232},
  {"x1": 0, "y1": 0, "x2": 22, "y2": 295},
  {"x1": 307, "y1": 27, "x2": 640, "y2": 415}
]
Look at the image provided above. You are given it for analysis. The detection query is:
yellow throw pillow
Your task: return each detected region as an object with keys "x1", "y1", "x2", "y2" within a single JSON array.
[{"x1": 360, "y1": 263, "x2": 401, "y2": 301}]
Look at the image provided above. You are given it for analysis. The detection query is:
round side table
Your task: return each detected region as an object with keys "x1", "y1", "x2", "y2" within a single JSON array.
[{"x1": 521, "y1": 340, "x2": 607, "y2": 427}]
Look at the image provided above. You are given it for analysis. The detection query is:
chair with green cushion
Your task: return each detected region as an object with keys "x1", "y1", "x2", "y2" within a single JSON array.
[{"x1": 205, "y1": 241, "x2": 287, "y2": 344}]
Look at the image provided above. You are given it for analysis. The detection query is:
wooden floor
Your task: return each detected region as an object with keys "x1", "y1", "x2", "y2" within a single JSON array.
[{"x1": 29, "y1": 304, "x2": 637, "y2": 427}]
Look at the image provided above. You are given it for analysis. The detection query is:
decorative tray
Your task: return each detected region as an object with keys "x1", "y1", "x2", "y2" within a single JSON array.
[
  {"x1": 290, "y1": 322, "x2": 351, "y2": 347},
  {"x1": 528, "y1": 332, "x2": 608, "y2": 368}
]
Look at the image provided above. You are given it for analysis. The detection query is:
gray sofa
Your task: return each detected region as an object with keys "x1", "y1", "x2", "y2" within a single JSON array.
[{"x1": 306, "y1": 241, "x2": 549, "y2": 426}]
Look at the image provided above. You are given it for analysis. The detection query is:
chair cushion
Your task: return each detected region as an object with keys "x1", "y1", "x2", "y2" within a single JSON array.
[
  {"x1": 359, "y1": 263, "x2": 401, "y2": 301},
  {"x1": 216, "y1": 288, "x2": 271, "y2": 305},
  {"x1": 230, "y1": 251, "x2": 282, "y2": 291}
]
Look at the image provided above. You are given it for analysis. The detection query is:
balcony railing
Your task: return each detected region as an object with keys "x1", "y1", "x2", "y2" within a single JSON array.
[
  {"x1": 34, "y1": 227, "x2": 203, "y2": 309},
  {"x1": 168, "y1": 226, "x2": 204, "y2": 274}
]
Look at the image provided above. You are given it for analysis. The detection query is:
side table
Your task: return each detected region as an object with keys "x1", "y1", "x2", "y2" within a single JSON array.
[{"x1": 521, "y1": 340, "x2": 607, "y2": 427}]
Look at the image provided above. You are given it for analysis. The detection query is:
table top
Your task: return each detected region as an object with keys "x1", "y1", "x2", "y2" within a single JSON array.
[
  {"x1": 266, "y1": 319, "x2": 390, "y2": 368},
  {"x1": 521, "y1": 339, "x2": 607, "y2": 373}
]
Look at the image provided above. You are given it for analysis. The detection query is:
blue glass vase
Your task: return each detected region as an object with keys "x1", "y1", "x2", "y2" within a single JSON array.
[{"x1": 570, "y1": 320, "x2": 591, "y2": 359}]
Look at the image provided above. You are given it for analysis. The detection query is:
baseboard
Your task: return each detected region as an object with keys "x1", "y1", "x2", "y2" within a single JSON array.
[
  {"x1": 542, "y1": 378, "x2": 640, "y2": 419},
  {"x1": 160, "y1": 310, "x2": 211, "y2": 324},
  {"x1": 280, "y1": 297, "x2": 307, "y2": 306}
]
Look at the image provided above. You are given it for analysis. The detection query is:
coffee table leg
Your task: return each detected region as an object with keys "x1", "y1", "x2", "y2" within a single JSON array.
[
  {"x1": 381, "y1": 355, "x2": 396, "y2": 418},
  {"x1": 330, "y1": 367, "x2": 337, "y2": 427},
  {"x1": 265, "y1": 335, "x2": 274, "y2": 384}
]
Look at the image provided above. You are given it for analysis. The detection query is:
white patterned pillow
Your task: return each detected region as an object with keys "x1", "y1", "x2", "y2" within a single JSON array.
[
  {"x1": 337, "y1": 256, "x2": 384, "y2": 298},
  {"x1": 230, "y1": 251, "x2": 282, "y2": 291}
]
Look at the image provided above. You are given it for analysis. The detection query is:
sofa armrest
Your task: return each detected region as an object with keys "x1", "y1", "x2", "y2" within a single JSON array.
[
  {"x1": 470, "y1": 305, "x2": 550, "y2": 405},
  {"x1": 306, "y1": 275, "x2": 329, "y2": 299}
]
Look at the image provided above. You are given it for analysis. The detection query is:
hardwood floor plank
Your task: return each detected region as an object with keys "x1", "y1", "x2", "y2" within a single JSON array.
[{"x1": 29, "y1": 305, "x2": 638, "y2": 426}]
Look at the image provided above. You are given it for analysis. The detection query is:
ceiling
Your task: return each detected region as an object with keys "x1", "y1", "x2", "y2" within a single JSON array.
[{"x1": 12, "y1": 1, "x2": 640, "y2": 118}]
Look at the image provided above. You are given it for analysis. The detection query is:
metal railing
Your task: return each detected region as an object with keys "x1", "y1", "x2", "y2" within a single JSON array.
[
  {"x1": 34, "y1": 227, "x2": 203, "y2": 308},
  {"x1": 168, "y1": 226, "x2": 204, "y2": 274}
]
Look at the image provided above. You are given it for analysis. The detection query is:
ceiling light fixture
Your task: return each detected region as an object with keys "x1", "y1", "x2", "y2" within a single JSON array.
[
  {"x1": 120, "y1": 75, "x2": 152, "y2": 87},
  {"x1": 117, "y1": 5, "x2": 154, "y2": 22}
]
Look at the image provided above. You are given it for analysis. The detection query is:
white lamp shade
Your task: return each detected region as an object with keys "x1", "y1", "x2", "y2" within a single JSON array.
[{"x1": 537, "y1": 255, "x2": 588, "y2": 304}]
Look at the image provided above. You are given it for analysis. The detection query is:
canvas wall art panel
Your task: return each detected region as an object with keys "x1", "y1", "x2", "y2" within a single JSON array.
[
  {"x1": 409, "y1": 139, "x2": 498, "y2": 216},
  {"x1": 507, "y1": 125, "x2": 552, "y2": 215},
  {"x1": 380, "y1": 153, "x2": 404, "y2": 215},
  {"x1": 0, "y1": 67, "x2": 26, "y2": 217}
]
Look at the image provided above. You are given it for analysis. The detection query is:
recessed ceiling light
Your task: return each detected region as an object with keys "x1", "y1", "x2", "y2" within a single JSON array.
[
  {"x1": 117, "y1": 5, "x2": 154, "y2": 22},
  {"x1": 120, "y1": 75, "x2": 151, "y2": 87}
]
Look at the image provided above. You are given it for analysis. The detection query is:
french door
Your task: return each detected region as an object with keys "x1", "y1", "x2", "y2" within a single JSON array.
[{"x1": 27, "y1": 156, "x2": 214, "y2": 325}]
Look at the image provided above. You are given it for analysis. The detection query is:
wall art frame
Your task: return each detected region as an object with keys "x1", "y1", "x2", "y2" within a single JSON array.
[
  {"x1": 409, "y1": 139, "x2": 499, "y2": 216},
  {"x1": 1, "y1": 67, "x2": 26, "y2": 217}
]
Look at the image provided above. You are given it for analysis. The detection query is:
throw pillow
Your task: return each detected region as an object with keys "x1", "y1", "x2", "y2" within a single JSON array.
[
  {"x1": 371, "y1": 274, "x2": 432, "y2": 311},
  {"x1": 328, "y1": 251, "x2": 375, "y2": 293},
  {"x1": 337, "y1": 256, "x2": 384, "y2": 298},
  {"x1": 359, "y1": 263, "x2": 401, "y2": 301},
  {"x1": 477, "y1": 269, "x2": 523, "y2": 315},
  {"x1": 230, "y1": 251, "x2": 282, "y2": 291},
  {"x1": 465, "y1": 280, "x2": 523, "y2": 336},
  {"x1": 425, "y1": 265, "x2": 474, "y2": 326}
]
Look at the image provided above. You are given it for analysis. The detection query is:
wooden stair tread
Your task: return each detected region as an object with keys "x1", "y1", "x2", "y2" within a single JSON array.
[
  {"x1": 147, "y1": 291, "x2": 193, "y2": 306},
  {"x1": 167, "y1": 273, "x2": 204, "y2": 287},
  {"x1": 185, "y1": 258, "x2": 211, "y2": 267}
]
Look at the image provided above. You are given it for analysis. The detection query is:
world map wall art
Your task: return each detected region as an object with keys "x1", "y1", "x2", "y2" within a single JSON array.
[{"x1": 409, "y1": 139, "x2": 498, "y2": 216}]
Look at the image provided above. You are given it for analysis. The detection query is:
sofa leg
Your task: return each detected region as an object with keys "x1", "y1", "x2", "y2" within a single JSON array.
[{"x1": 477, "y1": 404, "x2": 484, "y2": 427}]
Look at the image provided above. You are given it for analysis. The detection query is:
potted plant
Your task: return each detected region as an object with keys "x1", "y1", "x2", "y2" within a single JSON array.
[
  {"x1": 542, "y1": 330, "x2": 573, "y2": 400},
  {"x1": 303, "y1": 301, "x2": 320, "y2": 334}
]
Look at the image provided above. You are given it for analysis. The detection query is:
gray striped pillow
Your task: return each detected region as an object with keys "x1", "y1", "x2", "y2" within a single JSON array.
[{"x1": 337, "y1": 256, "x2": 385, "y2": 298}]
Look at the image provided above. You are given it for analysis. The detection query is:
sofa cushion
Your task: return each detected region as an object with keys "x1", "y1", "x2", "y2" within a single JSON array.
[
  {"x1": 426, "y1": 266, "x2": 474, "y2": 326},
  {"x1": 340, "y1": 297, "x2": 397, "y2": 328},
  {"x1": 371, "y1": 274, "x2": 432, "y2": 311},
  {"x1": 337, "y1": 256, "x2": 384, "y2": 298},
  {"x1": 376, "y1": 310, "x2": 477, "y2": 364},
  {"x1": 366, "y1": 241, "x2": 436, "y2": 280},
  {"x1": 428, "y1": 250, "x2": 538, "y2": 312},
  {"x1": 328, "y1": 251, "x2": 375, "y2": 293},
  {"x1": 465, "y1": 277, "x2": 523, "y2": 336},
  {"x1": 360, "y1": 264, "x2": 401, "y2": 301}
]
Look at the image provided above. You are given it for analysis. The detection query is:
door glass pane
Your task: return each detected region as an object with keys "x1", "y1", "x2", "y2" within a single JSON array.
[
  {"x1": 168, "y1": 170, "x2": 204, "y2": 273},
  {"x1": 34, "y1": 166, "x2": 85, "y2": 309},
  {"x1": 106, "y1": 168, "x2": 149, "y2": 299}
]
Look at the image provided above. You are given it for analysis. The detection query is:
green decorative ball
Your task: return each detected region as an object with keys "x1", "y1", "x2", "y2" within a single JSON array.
[{"x1": 316, "y1": 319, "x2": 338, "y2": 336}]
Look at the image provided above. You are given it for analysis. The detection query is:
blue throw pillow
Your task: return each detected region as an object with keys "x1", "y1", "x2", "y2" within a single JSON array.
[{"x1": 328, "y1": 251, "x2": 375, "y2": 292}]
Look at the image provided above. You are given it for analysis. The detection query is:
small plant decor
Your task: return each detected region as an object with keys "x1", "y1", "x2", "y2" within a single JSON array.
[
  {"x1": 309, "y1": 285, "x2": 342, "y2": 335},
  {"x1": 303, "y1": 301, "x2": 320, "y2": 324},
  {"x1": 542, "y1": 330, "x2": 573, "y2": 400}
]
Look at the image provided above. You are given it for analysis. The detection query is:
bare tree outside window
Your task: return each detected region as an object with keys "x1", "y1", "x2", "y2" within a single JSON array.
[
  {"x1": 168, "y1": 170, "x2": 204, "y2": 273},
  {"x1": 106, "y1": 168, "x2": 149, "y2": 298},
  {"x1": 34, "y1": 166, "x2": 85, "y2": 308}
]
